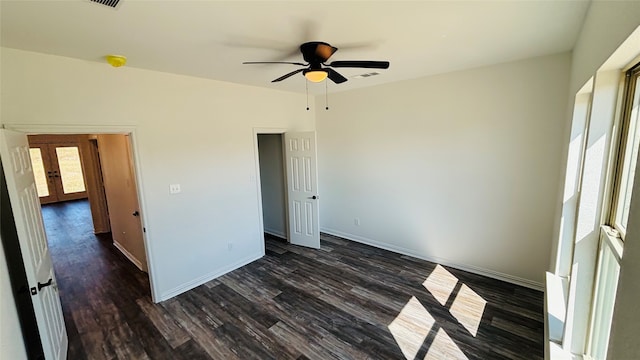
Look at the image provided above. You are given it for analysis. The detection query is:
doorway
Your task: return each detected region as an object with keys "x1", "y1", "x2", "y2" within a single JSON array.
[
  {"x1": 27, "y1": 133, "x2": 148, "y2": 272},
  {"x1": 2, "y1": 127, "x2": 156, "y2": 359},
  {"x1": 257, "y1": 134, "x2": 288, "y2": 241},
  {"x1": 255, "y1": 130, "x2": 321, "y2": 250}
]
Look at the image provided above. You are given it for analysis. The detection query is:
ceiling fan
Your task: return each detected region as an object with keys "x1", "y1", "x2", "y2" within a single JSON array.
[{"x1": 243, "y1": 41, "x2": 390, "y2": 84}]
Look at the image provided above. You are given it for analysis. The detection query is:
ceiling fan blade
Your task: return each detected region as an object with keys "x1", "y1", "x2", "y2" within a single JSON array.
[
  {"x1": 327, "y1": 60, "x2": 390, "y2": 69},
  {"x1": 333, "y1": 41, "x2": 378, "y2": 52},
  {"x1": 327, "y1": 68, "x2": 348, "y2": 84},
  {"x1": 224, "y1": 35, "x2": 293, "y2": 51},
  {"x1": 272, "y1": 68, "x2": 305, "y2": 82},
  {"x1": 243, "y1": 61, "x2": 307, "y2": 66},
  {"x1": 268, "y1": 48, "x2": 304, "y2": 62},
  {"x1": 300, "y1": 19, "x2": 319, "y2": 44}
]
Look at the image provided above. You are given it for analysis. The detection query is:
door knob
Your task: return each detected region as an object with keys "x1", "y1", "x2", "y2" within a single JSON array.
[
  {"x1": 310, "y1": 195, "x2": 319, "y2": 200},
  {"x1": 37, "y1": 278, "x2": 53, "y2": 291},
  {"x1": 132, "y1": 211, "x2": 140, "y2": 216}
]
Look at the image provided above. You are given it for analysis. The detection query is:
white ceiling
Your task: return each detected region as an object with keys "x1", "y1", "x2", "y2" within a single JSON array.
[{"x1": 1, "y1": 0, "x2": 590, "y2": 94}]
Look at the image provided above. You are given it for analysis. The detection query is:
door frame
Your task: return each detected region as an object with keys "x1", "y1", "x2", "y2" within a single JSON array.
[
  {"x1": 3, "y1": 124, "x2": 159, "y2": 302},
  {"x1": 253, "y1": 128, "x2": 289, "y2": 256}
]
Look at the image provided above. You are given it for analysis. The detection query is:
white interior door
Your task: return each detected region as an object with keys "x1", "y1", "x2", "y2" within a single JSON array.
[
  {"x1": 284, "y1": 131, "x2": 320, "y2": 249},
  {"x1": 0, "y1": 129, "x2": 68, "y2": 360}
]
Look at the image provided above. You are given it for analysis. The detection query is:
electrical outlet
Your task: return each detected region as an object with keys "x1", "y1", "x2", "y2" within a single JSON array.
[
  {"x1": 169, "y1": 184, "x2": 181, "y2": 194},
  {"x1": 354, "y1": 218, "x2": 360, "y2": 226}
]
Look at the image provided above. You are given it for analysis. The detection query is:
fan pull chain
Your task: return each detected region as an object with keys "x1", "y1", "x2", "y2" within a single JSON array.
[
  {"x1": 325, "y1": 80, "x2": 329, "y2": 110},
  {"x1": 306, "y1": 80, "x2": 310, "y2": 111}
]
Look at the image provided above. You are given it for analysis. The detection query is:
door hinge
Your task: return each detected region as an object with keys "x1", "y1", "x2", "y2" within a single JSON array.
[{"x1": 143, "y1": 227, "x2": 146, "y2": 233}]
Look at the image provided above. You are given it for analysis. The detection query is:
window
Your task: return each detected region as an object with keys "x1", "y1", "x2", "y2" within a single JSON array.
[
  {"x1": 586, "y1": 231, "x2": 622, "y2": 359},
  {"x1": 585, "y1": 63, "x2": 640, "y2": 360},
  {"x1": 610, "y1": 65, "x2": 640, "y2": 237}
]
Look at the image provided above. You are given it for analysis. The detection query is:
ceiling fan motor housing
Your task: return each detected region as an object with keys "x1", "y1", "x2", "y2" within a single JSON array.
[{"x1": 300, "y1": 41, "x2": 338, "y2": 65}]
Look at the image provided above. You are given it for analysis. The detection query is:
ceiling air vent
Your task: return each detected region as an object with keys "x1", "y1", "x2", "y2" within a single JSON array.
[
  {"x1": 351, "y1": 72, "x2": 380, "y2": 79},
  {"x1": 89, "y1": 0, "x2": 121, "y2": 8}
]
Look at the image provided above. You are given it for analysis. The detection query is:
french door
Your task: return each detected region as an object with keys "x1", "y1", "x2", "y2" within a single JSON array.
[{"x1": 28, "y1": 140, "x2": 88, "y2": 204}]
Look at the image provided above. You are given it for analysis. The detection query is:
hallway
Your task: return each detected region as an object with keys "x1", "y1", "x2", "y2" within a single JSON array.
[{"x1": 42, "y1": 200, "x2": 154, "y2": 359}]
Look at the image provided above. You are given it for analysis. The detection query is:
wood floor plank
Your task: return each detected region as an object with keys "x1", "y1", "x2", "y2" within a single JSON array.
[
  {"x1": 172, "y1": 339, "x2": 212, "y2": 360},
  {"x1": 162, "y1": 297, "x2": 239, "y2": 360},
  {"x1": 268, "y1": 321, "x2": 328, "y2": 360},
  {"x1": 265, "y1": 241, "x2": 288, "y2": 254},
  {"x1": 121, "y1": 309, "x2": 186, "y2": 360},
  {"x1": 70, "y1": 305, "x2": 119, "y2": 360},
  {"x1": 320, "y1": 233, "x2": 350, "y2": 246},
  {"x1": 272, "y1": 287, "x2": 403, "y2": 360},
  {"x1": 43, "y1": 200, "x2": 545, "y2": 360},
  {"x1": 218, "y1": 267, "x2": 282, "y2": 301},
  {"x1": 265, "y1": 262, "x2": 399, "y2": 329},
  {"x1": 135, "y1": 297, "x2": 191, "y2": 349},
  {"x1": 196, "y1": 295, "x2": 300, "y2": 359},
  {"x1": 89, "y1": 300, "x2": 151, "y2": 360}
]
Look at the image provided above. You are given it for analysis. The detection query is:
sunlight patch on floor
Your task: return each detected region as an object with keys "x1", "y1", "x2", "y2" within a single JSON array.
[
  {"x1": 424, "y1": 328, "x2": 469, "y2": 360},
  {"x1": 390, "y1": 264, "x2": 489, "y2": 359},
  {"x1": 422, "y1": 264, "x2": 458, "y2": 306},
  {"x1": 388, "y1": 296, "x2": 435, "y2": 360},
  {"x1": 449, "y1": 284, "x2": 487, "y2": 337},
  {"x1": 422, "y1": 265, "x2": 487, "y2": 337}
]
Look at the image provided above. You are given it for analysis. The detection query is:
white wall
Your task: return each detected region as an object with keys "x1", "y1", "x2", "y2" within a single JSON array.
[
  {"x1": 0, "y1": 48, "x2": 315, "y2": 300},
  {"x1": 0, "y1": 234, "x2": 28, "y2": 360},
  {"x1": 316, "y1": 53, "x2": 571, "y2": 287},
  {"x1": 569, "y1": 1, "x2": 640, "y2": 96},
  {"x1": 257, "y1": 134, "x2": 287, "y2": 238}
]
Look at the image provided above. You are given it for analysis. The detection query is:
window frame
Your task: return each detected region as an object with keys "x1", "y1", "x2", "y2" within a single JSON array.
[{"x1": 608, "y1": 64, "x2": 640, "y2": 239}]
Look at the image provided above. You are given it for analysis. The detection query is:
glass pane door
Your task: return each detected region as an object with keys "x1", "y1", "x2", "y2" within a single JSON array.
[
  {"x1": 27, "y1": 141, "x2": 88, "y2": 204},
  {"x1": 29, "y1": 148, "x2": 50, "y2": 197},
  {"x1": 55, "y1": 146, "x2": 86, "y2": 194}
]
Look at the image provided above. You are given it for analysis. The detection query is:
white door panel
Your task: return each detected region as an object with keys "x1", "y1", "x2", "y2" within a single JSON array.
[
  {"x1": 1, "y1": 129, "x2": 68, "y2": 360},
  {"x1": 285, "y1": 131, "x2": 320, "y2": 249}
]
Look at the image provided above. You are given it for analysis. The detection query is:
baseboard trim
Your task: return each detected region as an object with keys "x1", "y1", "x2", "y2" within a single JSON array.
[
  {"x1": 113, "y1": 241, "x2": 145, "y2": 272},
  {"x1": 158, "y1": 252, "x2": 263, "y2": 302},
  {"x1": 264, "y1": 228, "x2": 287, "y2": 240},
  {"x1": 320, "y1": 228, "x2": 543, "y2": 291}
]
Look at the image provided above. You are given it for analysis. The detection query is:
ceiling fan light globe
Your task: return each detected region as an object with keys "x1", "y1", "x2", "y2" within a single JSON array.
[{"x1": 305, "y1": 70, "x2": 328, "y2": 82}]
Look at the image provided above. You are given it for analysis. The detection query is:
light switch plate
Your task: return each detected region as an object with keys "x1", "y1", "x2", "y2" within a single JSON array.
[{"x1": 169, "y1": 184, "x2": 181, "y2": 194}]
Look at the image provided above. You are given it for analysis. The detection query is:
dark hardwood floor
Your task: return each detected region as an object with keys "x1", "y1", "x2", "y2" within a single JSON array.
[{"x1": 43, "y1": 200, "x2": 544, "y2": 360}]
